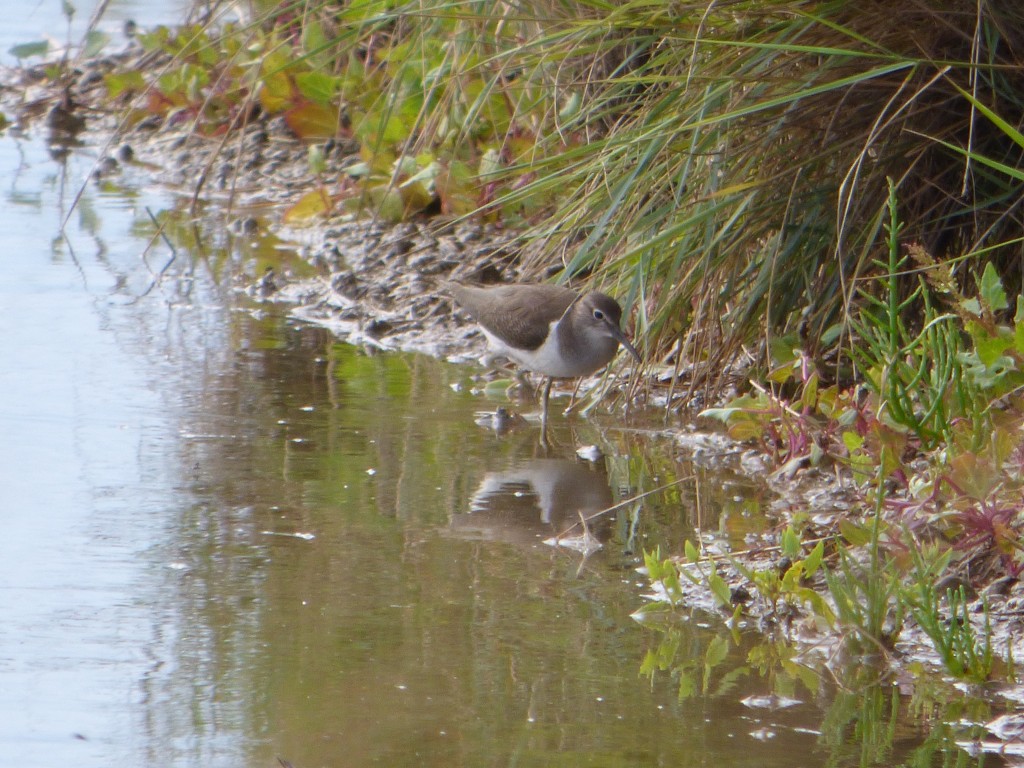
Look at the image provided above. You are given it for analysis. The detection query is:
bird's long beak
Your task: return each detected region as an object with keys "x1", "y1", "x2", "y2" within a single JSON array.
[{"x1": 607, "y1": 323, "x2": 642, "y2": 366}]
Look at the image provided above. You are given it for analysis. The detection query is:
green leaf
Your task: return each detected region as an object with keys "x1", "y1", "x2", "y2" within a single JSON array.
[
  {"x1": 948, "y1": 452, "x2": 998, "y2": 501},
  {"x1": 839, "y1": 519, "x2": 872, "y2": 547},
  {"x1": 282, "y1": 188, "x2": 333, "y2": 224},
  {"x1": 677, "y1": 670, "x2": 697, "y2": 700},
  {"x1": 684, "y1": 539, "x2": 700, "y2": 563},
  {"x1": 398, "y1": 179, "x2": 434, "y2": 215},
  {"x1": 842, "y1": 430, "x2": 864, "y2": 452},
  {"x1": 259, "y1": 69, "x2": 294, "y2": 113},
  {"x1": 295, "y1": 71, "x2": 339, "y2": 105},
  {"x1": 706, "y1": 634, "x2": 730, "y2": 666},
  {"x1": 482, "y1": 378, "x2": 515, "y2": 395},
  {"x1": 809, "y1": 441, "x2": 824, "y2": 466},
  {"x1": 698, "y1": 406, "x2": 741, "y2": 422},
  {"x1": 9, "y1": 40, "x2": 49, "y2": 59},
  {"x1": 803, "y1": 541, "x2": 824, "y2": 576},
  {"x1": 434, "y1": 159, "x2": 475, "y2": 215},
  {"x1": 356, "y1": 109, "x2": 407, "y2": 147},
  {"x1": 344, "y1": 161, "x2": 373, "y2": 178},
  {"x1": 781, "y1": 560, "x2": 803, "y2": 592},
  {"x1": 970, "y1": 320, "x2": 1013, "y2": 367},
  {"x1": 1014, "y1": 296, "x2": 1024, "y2": 354},
  {"x1": 781, "y1": 526, "x2": 801, "y2": 559},
  {"x1": 83, "y1": 30, "x2": 109, "y2": 58},
  {"x1": 104, "y1": 70, "x2": 146, "y2": 99},
  {"x1": 801, "y1": 370, "x2": 818, "y2": 410},
  {"x1": 478, "y1": 148, "x2": 502, "y2": 180},
  {"x1": 301, "y1": 19, "x2": 333, "y2": 70},
  {"x1": 368, "y1": 185, "x2": 408, "y2": 221},
  {"x1": 708, "y1": 568, "x2": 732, "y2": 607},
  {"x1": 284, "y1": 101, "x2": 340, "y2": 139},
  {"x1": 401, "y1": 155, "x2": 439, "y2": 186},
  {"x1": 308, "y1": 144, "x2": 326, "y2": 175},
  {"x1": 394, "y1": 154, "x2": 419, "y2": 176},
  {"x1": 980, "y1": 262, "x2": 1008, "y2": 311},
  {"x1": 798, "y1": 588, "x2": 836, "y2": 626},
  {"x1": 961, "y1": 297, "x2": 982, "y2": 317},
  {"x1": 697, "y1": 401, "x2": 767, "y2": 441}
]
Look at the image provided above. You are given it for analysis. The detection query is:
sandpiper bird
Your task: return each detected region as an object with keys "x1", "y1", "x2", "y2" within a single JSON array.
[{"x1": 448, "y1": 282, "x2": 641, "y2": 436}]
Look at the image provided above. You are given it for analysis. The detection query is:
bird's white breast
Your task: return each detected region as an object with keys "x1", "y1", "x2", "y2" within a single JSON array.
[{"x1": 481, "y1": 321, "x2": 607, "y2": 378}]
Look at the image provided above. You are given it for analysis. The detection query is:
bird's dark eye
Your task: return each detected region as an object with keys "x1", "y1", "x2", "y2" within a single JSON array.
[{"x1": 593, "y1": 309, "x2": 605, "y2": 320}]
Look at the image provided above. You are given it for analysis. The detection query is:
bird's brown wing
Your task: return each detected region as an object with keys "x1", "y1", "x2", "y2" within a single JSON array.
[{"x1": 455, "y1": 284, "x2": 576, "y2": 351}]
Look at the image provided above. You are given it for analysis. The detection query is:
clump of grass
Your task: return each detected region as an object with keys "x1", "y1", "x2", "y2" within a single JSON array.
[
  {"x1": 504, "y1": 2, "x2": 1024, "y2": 393},
  {"x1": 905, "y1": 580, "x2": 995, "y2": 682}
]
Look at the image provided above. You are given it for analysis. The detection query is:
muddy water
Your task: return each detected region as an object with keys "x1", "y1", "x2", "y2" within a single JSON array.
[{"x1": 0, "y1": 5, "x2": 999, "y2": 768}]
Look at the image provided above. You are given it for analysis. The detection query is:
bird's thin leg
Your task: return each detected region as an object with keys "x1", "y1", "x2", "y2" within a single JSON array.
[
  {"x1": 564, "y1": 377, "x2": 584, "y2": 415},
  {"x1": 539, "y1": 376, "x2": 553, "y2": 447}
]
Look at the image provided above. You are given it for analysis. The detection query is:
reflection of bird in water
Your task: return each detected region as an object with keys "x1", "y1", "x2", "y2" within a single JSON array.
[{"x1": 450, "y1": 458, "x2": 614, "y2": 552}]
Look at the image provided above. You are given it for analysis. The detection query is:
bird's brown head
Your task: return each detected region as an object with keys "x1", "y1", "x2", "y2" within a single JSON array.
[{"x1": 570, "y1": 292, "x2": 642, "y2": 367}]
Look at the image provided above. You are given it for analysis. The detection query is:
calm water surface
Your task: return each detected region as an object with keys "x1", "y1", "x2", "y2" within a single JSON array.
[{"x1": 0, "y1": 3, "x2": 1001, "y2": 768}]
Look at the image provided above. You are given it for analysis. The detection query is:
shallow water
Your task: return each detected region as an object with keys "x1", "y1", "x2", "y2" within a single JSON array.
[{"x1": 0, "y1": 4, "x2": 1004, "y2": 768}]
